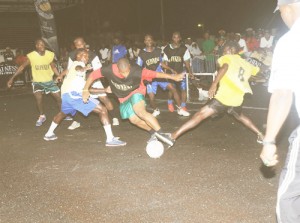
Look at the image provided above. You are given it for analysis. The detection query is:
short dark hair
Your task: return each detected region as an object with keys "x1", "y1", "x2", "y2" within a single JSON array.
[{"x1": 224, "y1": 41, "x2": 240, "y2": 51}]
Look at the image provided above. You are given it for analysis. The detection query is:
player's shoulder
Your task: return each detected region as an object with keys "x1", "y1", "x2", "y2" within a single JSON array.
[{"x1": 45, "y1": 50, "x2": 54, "y2": 57}]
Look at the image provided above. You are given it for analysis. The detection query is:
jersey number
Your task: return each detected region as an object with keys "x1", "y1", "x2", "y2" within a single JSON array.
[{"x1": 238, "y1": 67, "x2": 245, "y2": 82}]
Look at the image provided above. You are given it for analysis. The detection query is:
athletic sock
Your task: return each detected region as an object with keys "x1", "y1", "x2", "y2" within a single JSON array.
[
  {"x1": 168, "y1": 100, "x2": 173, "y2": 105},
  {"x1": 181, "y1": 102, "x2": 186, "y2": 108},
  {"x1": 45, "y1": 121, "x2": 58, "y2": 136},
  {"x1": 103, "y1": 124, "x2": 114, "y2": 141}
]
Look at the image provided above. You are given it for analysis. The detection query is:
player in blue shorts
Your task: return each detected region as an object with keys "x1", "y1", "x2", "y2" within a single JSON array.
[
  {"x1": 163, "y1": 32, "x2": 194, "y2": 115},
  {"x1": 43, "y1": 49, "x2": 126, "y2": 147},
  {"x1": 136, "y1": 34, "x2": 189, "y2": 117}
]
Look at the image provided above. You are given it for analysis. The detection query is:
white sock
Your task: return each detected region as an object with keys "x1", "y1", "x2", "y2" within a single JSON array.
[
  {"x1": 103, "y1": 124, "x2": 114, "y2": 142},
  {"x1": 45, "y1": 121, "x2": 58, "y2": 136}
]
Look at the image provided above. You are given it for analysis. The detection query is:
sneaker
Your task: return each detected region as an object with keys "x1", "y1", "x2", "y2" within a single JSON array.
[
  {"x1": 44, "y1": 134, "x2": 58, "y2": 141},
  {"x1": 257, "y1": 133, "x2": 264, "y2": 144},
  {"x1": 155, "y1": 132, "x2": 175, "y2": 147},
  {"x1": 64, "y1": 116, "x2": 73, "y2": 121},
  {"x1": 182, "y1": 106, "x2": 188, "y2": 111},
  {"x1": 112, "y1": 118, "x2": 119, "y2": 126},
  {"x1": 106, "y1": 137, "x2": 127, "y2": 147},
  {"x1": 147, "y1": 134, "x2": 158, "y2": 144},
  {"x1": 68, "y1": 121, "x2": 81, "y2": 130},
  {"x1": 168, "y1": 103, "x2": 174, "y2": 113},
  {"x1": 177, "y1": 108, "x2": 190, "y2": 117},
  {"x1": 152, "y1": 108, "x2": 160, "y2": 117},
  {"x1": 36, "y1": 115, "x2": 46, "y2": 127}
]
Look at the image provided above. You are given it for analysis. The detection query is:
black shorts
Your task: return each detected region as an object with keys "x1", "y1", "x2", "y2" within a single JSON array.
[{"x1": 206, "y1": 99, "x2": 242, "y2": 118}]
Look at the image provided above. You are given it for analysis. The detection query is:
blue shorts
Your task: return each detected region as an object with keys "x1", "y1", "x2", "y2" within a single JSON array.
[
  {"x1": 61, "y1": 91, "x2": 99, "y2": 116},
  {"x1": 147, "y1": 81, "x2": 170, "y2": 95},
  {"x1": 170, "y1": 78, "x2": 187, "y2": 91},
  {"x1": 32, "y1": 80, "x2": 60, "y2": 94}
]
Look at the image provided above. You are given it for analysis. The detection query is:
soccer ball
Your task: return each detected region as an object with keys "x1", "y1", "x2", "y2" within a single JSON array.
[{"x1": 146, "y1": 140, "x2": 164, "y2": 158}]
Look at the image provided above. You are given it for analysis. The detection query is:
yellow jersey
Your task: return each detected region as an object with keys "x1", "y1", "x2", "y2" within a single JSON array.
[
  {"x1": 214, "y1": 54, "x2": 259, "y2": 106},
  {"x1": 27, "y1": 50, "x2": 55, "y2": 82}
]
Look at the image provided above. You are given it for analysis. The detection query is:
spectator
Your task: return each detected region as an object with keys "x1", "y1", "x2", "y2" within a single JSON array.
[
  {"x1": 186, "y1": 38, "x2": 202, "y2": 73},
  {"x1": 235, "y1": 33, "x2": 248, "y2": 56},
  {"x1": 245, "y1": 28, "x2": 259, "y2": 54},
  {"x1": 111, "y1": 36, "x2": 127, "y2": 63},
  {"x1": 4, "y1": 47, "x2": 15, "y2": 64},
  {"x1": 260, "y1": 30, "x2": 274, "y2": 51}
]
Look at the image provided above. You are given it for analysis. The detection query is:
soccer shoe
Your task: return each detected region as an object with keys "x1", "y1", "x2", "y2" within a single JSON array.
[
  {"x1": 257, "y1": 133, "x2": 264, "y2": 144},
  {"x1": 64, "y1": 116, "x2": 73, "y2": 121},
  {"x1": 152, "y1": 108, "x2": 160, "y2": 117},
  {"x1": 68, "y1": 121, "x2": 81, "y2": 130},
  {"x1": 36, "y1": 115, "x2": 46, "y2": 127},
  {"x1": 112, "y1": 118, "x2": 120, "y2": 126},
  {"x1": 147, "y1": 134, "x2": 158, "y2": 144},
  {"x1": 155, "y1": 132, "x2": 175, "y2": 147},
  {"x1": 177, "y1": 108, "x2": 190, "y2": 117},
  {"x1": 106, "y1": 137, "x2": 127, "y2": 147},
  {"x1": 168, "y1": 103, "x2": 174, "y2": 112},
  {"x1": 43, "y1": 134, "x2": 58, "y2": 141}
]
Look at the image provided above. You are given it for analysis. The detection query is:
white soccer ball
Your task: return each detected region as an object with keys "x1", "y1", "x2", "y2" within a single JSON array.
[{"x1": 146, "y1": 140, "x2": 164, "y2": 159}]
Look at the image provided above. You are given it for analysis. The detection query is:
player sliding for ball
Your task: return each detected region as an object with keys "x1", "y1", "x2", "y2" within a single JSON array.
[
  {"x1": 165, "y1": 41, "x2": 264, "y2": 147},
  {"x1": 82, "y1": 58, "x2": 183, "y2": 147},
  {"x1": 43, "y1": 49, "x2": 126, "y2": 147}
]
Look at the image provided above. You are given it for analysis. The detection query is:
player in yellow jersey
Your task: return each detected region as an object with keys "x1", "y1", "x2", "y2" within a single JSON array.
[
  {"x1": 7, "y1": 39, "x2": 61, "y2": 127},
  {"x1": 161, "y1": 41, "x2": 264, "y2": 147}
]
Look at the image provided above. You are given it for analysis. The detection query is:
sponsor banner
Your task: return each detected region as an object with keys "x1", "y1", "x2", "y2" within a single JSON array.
[
  {"x1": 0, "y1": 49, "x2": 16, "y2": 63},
  {"x1": 34, "y1": 0, "x2": 59, "y2": 57}
]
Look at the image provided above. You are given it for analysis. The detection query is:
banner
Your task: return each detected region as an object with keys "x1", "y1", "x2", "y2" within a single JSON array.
[{"x1": 34, "y1": 0, "x2": 59, "y2": 57}]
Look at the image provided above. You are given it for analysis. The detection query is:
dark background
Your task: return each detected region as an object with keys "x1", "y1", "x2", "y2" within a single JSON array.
[{"x1": 0, "y1": 0, "x2": 287, "y2": 51}]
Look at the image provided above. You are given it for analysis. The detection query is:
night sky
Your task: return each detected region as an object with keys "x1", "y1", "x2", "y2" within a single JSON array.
[{"x1": 81, "y1": 0, "x2": 286, "y2": 38}]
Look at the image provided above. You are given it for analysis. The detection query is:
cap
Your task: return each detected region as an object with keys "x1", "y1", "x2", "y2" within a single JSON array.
[
  {"x1": 274, "y1": 0, "x2": 300, "y2": 12},
  {"x1": 246, "y1": 28, "x2": 253, "y2": 32},
  {"x1": 235, "y1": 33, "x2": 241, "y2": 36}
]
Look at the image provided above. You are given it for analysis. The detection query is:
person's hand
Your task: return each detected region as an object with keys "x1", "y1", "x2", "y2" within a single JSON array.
[
  {"x1": 170, "y1": 69, "x2": 177, "y2": 74},
  {"x1": 260, "y1": 144, "x2": 279, "y2": 167},
  {"x1": 84, "y1": 64, "x2": 93, "y2": 71},
  {"x1": 208, "y1": 83, "x2": 217, "y2": 99},
  {"x1": 189, "y1": 73, "x2": 195, "y2": 79},
  {"x1": 105, "y1": 86, "x2": 112, "y2": 93},
  {"x1": 7, "y1": 78, "x2": 14, "y2": 88},
  {"x1": 56, "y1": 75, "x2": 63, "y2": 83},
  {"x1": 82, "y1": 90, "x2": 90, "y2": 103},
  {"x1": 75, "y1": 65, "x2": 85, "y2": 72},
  {"x1": 172, "y1": 73, "x2": 184, "y2": 82}
]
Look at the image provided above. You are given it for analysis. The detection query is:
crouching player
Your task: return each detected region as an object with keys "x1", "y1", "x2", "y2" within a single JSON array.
[{"x1": 44, "y1": 49, "x2": 126, "y2": 147}]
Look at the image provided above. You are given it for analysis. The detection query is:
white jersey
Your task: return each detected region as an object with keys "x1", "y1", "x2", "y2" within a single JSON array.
[
  {"x1": 268, "y1": 18, "x2": 300, "y2": 118},
  {"x1": 61, "y1": 61, "x2": 86, "y2": 95}
]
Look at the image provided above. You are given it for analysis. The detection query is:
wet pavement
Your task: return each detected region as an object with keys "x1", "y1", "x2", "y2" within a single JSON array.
[{"x1": 0, "y1": 85, "x2": 298, "y2": 223}]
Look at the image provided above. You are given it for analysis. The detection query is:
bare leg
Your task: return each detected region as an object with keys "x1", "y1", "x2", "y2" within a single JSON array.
[
  {"x1": 232, "y1": 112, "x2": 263, "y2": 136},
  {"x1": 92, "y1": 104, "x2": 110, "y2": 126},
  {"x1": 172, "y1": 105, "x2": 215, "y2": 140},
  {"x1": 53, "y1": 111, "x2": 67, "y2": 124},
  {"x1": 148, "y1": 92, "x2": 157, "y2": 110},
  {"x1": 50, "y1": 92, "x2": 62, "y2": 111},
  {"x1": 181, "y1": 89, "x2": 187, "y2": 106},
  {"x1": 129, "y1": 114, "x2": 152, "y2": 131},
  {"x1": 132, "y1": 100, "x2": 161, "y2": 131},
  {"x1": 167, "y1": 84, "x2": 181, "y2": 108},
  {"x1": 98, "y1": 95, "x2": 113, "y2": 111},
  {"x1": 33, "y1": 91, "x2": 44, "y2": 115}
]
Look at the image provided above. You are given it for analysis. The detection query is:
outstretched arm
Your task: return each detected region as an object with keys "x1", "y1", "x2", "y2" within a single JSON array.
[
  {"x1": 7, "y1": 59, "x2": 30, "y2": 88},
  {"x1": 82, "y1": 69, "x2": 103, "y2": 103}
]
